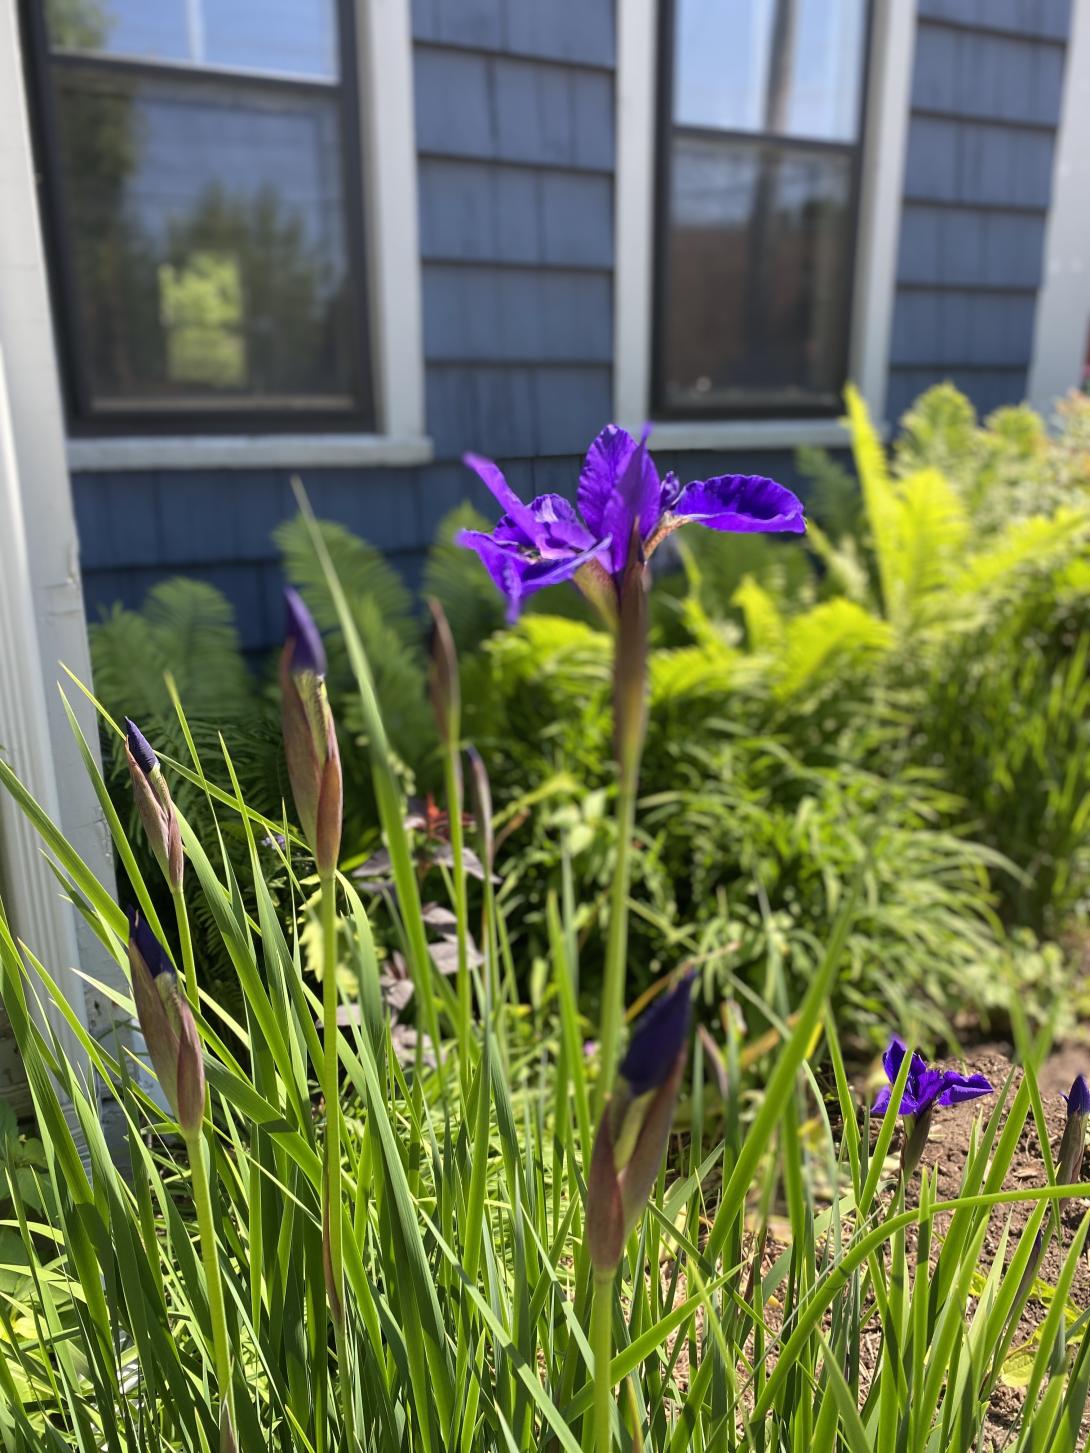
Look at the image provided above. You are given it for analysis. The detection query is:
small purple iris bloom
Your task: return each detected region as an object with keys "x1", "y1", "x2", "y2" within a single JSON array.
[
  {"x1": 873, "y1": 1036, "x2": 993, "y2": 1177},
  {"x1": 873, "y1": 1036, "x2": 993, "y2": 1119},
  {"x1": 284, "y1": 587, "x2": 326, "y2": 677},
  {"x1": 620, "y1": 972, "x2": 695, "y2": 1097},
  {"x1": 457, "y1": 424, "x2": 805, "y2": 622}
]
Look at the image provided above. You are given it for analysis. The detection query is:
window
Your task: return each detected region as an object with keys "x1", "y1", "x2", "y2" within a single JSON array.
[
  {"x1": 26, "y1": 0, "x2": 373, "y2": 432},
  {"x1": 654, "y1": 0, "x2": 870, "y2": 419}
]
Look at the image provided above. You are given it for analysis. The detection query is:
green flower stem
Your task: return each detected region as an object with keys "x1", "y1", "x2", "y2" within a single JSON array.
[
  {"x1": 320, "y1": 873, "x2": 356, "y2": 1450},
  {"x1": 589, "y1": 1271, "x2": 615, "y2": 1453},
  {"x1": 442, "y1": 750, "x2": 471, "y2": 1076},
  {"x1": 172, "y1": 884, "x2": 198, "y2": 1007},
  {"x1": 594, "y1": 770, "x2": 637, "y2": 1117},
  {"x1": 186, "y1": 1129, "x2": 232, "y2": 1432}
]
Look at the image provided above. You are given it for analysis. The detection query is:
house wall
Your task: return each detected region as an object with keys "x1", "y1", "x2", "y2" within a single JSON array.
[
  {"x1": 71, "y1": 0, "x2": 807, "y2": 654},
  {"x1": 887, "y1": 0, "x2": 1074, "y2": 422},
  {"x1": 70, "y1": 0, "x2": 1077, "y2": 653}
]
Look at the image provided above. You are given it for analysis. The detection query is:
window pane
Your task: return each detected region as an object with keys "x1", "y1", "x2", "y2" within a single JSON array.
[
  {"x1": 51, "y1": 69, "x2": 360, "y2": 412},
  {"x1": 658, "y1": 137, "x2": 854, "y2": 411},
  {"x1": 673, "y1": 0, "x2": 776, "y2": 134},
  {"x1": 45, "y1": 0, "x2": 338, "y2": 80},
  {"x1": 779, "y1": 0, "x2": 866, "y2": 141},
  {"x1": 673, "y1": 0, "x2": 866, "y2": 142}
]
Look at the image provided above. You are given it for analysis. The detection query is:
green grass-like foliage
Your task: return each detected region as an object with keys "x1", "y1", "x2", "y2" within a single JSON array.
[
  {"x1": 2, "y1": 554, "x2": 1090, "y2": 1449},
  {"x1": 85, "y1": 386, "x2": 1090, "y2": 1050}
]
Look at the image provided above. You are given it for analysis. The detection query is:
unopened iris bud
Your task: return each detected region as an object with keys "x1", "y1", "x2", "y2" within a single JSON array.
[
  {"x1": 586, "y1": 973, "x2": 693, "y2": 1276},
  {"x1": 124, "y1": 718, "x2": 183, "y2": 893},
  {"x1": 280, "y1": 588, "x2": 342, "y2": 878},
  {"x1": 127, "y1": 907, "x2": 205, "y2": 1141},
  {"x1": 465, "y1": 744, "x2": 494, "y2": 877},
  {"x1": 1058, "y1": 1074, "x2": 1090, "y2": 1189},
  {"x1": 426, "y1": 597, "x2": 460, "y2": 749}
]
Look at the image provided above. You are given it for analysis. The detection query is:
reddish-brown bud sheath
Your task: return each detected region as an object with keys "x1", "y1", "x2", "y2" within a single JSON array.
[
  {"x1": 586, "y1": 1099, "x2": 626, "y2": 1275},
  {"x1": 127, "y1": 908, "x2": 205, "y2": 1136},
  {"x1": 279, "y1": 640, "x2": 342, "y2": 878},
  {"x1": 124, "y1": 722, "x2": 184, "y2": 894}
]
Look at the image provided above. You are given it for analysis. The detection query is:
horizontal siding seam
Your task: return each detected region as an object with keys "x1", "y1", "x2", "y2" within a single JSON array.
[
  {"x1": 416, "y1": 148, "x2": 613, "y2": 177},
  {"x1": 915, "y1": 14, "x2": 1068, "y2": 48},
  {"x1": 910, "y1": 106, "x2": 1057, "y2": 135},
  {"x1": 901, "y1": 193, "x2": 1048, "y2": 218},
  {"x1": 425, "y1": 358, "x2": 612, "y2": 370},
  {"x1": 413, "y1": 38, "x2": 614, "y2": 77},
  {"x1": 421, "y1": 257, "x2": 612, "y2": 276},
  {"x1": 888, "y1": 361, "x2": 1029, "y2": 374},
  {"x1": 895, "y1": 281, "x2": 1040, "y2": 296}
]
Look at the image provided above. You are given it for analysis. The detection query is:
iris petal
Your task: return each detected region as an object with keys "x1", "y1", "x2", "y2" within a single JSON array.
[{"x1": 672, "y1": 474, "x2": 806, "y2": 534}]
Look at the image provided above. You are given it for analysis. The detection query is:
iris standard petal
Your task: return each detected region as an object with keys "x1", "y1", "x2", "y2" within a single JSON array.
[
  {"x1": 579, "y1": 425, "x2": 661, "y2": 565},
  {"x1": 882, "y1": 1036, "x2": 909, "y2": 1086},
  {"x1": 672, "y1": 474, "x2": 806, "y2": 534},
  {"x1": 284, "y1": 587, "x2": 327, "y2": 676}
]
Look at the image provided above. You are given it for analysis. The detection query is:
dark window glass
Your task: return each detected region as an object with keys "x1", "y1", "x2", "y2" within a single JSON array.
[
  {"x1": 656, "y1": 0, "x2": 869, "y2": 417},
  {"x1": 32, "y1": 0, "x2": 370, "y2": 429}
]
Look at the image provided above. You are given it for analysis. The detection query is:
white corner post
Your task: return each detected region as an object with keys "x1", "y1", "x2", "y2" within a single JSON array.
[
  {"x1": 1028, "y1": 0, "x2": 1090, "y2": 417},
  {"x1": 355, "y1": 0, "x2": 427, "y2": 442},
  {"x1": 849, "y1": 0, "x2": 918, "y2": 425},
  {"x1": 0, "y1": 6, "x2": 121, "y2": 1116},
  {"x1": 613, "y1": 0, "x2": 659, "y2": 435}
]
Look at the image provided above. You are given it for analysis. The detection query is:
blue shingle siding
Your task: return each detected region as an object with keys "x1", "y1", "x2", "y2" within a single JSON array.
[
  {"x1": 69, "y1": 0, "x2": 1078, "y2": 653},
  {"x1": 889, "y1": 4, "x2": 1072, "y2": 424},
  {"x1": 73, "y1": 1, "x2": 618, "y2": 651}
]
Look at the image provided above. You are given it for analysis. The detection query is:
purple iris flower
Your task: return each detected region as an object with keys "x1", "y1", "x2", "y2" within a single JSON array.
[
  {"x1": 873, "y1": 1037, "x2": 993, "y2": 1119},
  {"x1": 457, "y1": 424, "x2": 805, "y2": 622}
]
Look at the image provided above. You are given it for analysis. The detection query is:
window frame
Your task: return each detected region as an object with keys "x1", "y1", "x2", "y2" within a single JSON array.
[
  {"x1": 20, "y1": 0, "x2": 430, "y2": 468},
  {"x1": 614, "y1": 0, "x2": 919, "y2": 448},
  {"x1": 651, "y1": 0, "x2": 874, "y2": 422}
]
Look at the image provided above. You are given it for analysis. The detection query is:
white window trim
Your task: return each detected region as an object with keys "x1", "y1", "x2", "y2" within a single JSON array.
[
  {"x1": 613, "y1": 0, "x2": 918, "y2": 450},
  {"x1": 1027, "y1": 0, "x2": 1090, "y2": 418},
  {"x1": 65, "y1": 0, "x2": 431, "y2": 474}
]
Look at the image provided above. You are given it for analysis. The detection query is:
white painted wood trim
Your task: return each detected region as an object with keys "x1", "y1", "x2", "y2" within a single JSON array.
[
  {"x1": 1027, "y1": 0, "x2": 1090, "y2": 418},
  {"x1": 0, "y1": 6, "x2": 126, "y2": 1117},
  {"x1": 68, "y1": 432, "x2": 434, "y2": 473},
  {"x1": 613, "y1": 0, "x2": 918, "y2": 438},
  {"x1": 648, "y1": 417, "x2": 883, "y2": 453},
  {"x1": 613, "y1": 0, "x2": 659, "y2": 436},
  {"x1": 0, "y1": 343, "x2": 89, "y2": 1109},
  {"x1": 849, "y1": 0, "x2": 919, "y2": 425},
  {"x1": 355, "y1": 0, "x2": 427, "y2": 442}
]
